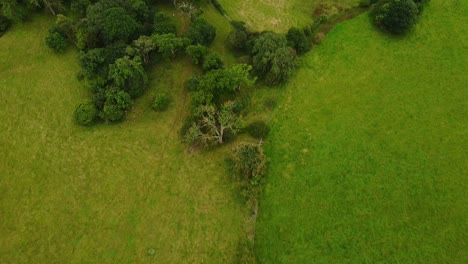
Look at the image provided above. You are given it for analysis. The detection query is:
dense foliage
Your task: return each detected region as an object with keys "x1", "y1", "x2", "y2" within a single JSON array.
[
  {"x1": 371, "y1": 0, "x2": 421, "y2": 34},
  {"x1": 252, "y1": 33, "x2": 297, "y2": 85}
]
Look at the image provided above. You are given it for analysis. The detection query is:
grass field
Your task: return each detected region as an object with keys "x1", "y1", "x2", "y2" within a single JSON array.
[
  {"x1": 0, "y1": 16, "x2": 245, "y2": 263},
  {"x1": 255, "y1": 0, "x2": 468, "y2": 263},
  {"x1": 217, "y1": 0, "x2": 360, "y2": 32}
]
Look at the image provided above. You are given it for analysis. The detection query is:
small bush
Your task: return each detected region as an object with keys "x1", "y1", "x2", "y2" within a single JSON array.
[
  {"x1": 232, "y1": 143, "x2": 267, "y2": 185},
  {"x1": 101, "y1": 89, "x2": 132, "y2": 122},
  {"x1": 247, "y1": 121, "x2": 270, "y2": 139},
  {"x1": 74, "y1": 101, "x2": 98, "y2": 126},
  {"x1": 186, "y1": 45, "x2": 207, "y2": 65},
  {"x1": 371, "y1": 0, "x2": 419, "y2": 35},
  {"x1": 45, "y1": 26, "x2": 68, "y2": 52},
  {"x1": 152, "y1": 93, "x2": 170, "y2": 112},
  {"x1": 202, "y1": 52, "x2": 224, "y2": 71}
]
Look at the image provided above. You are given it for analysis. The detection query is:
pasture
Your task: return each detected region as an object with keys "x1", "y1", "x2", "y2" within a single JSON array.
[
  {"x1": 255, "y1": 0, "x2": 468, "y2": 262},
  {"x1": 0, "y1": 16, "x2": 244, "y2": 263}
]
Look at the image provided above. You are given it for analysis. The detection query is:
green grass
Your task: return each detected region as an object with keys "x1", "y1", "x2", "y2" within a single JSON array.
[
  {"x1": 0, "y1": 16, "x2": 244, "y2": 263},
  {"x1": 255, "y1": 1, "x2": 468, "y2": 263},
  {"x1": 217, "y1": 0, "x2": 360, "y2": 32}
]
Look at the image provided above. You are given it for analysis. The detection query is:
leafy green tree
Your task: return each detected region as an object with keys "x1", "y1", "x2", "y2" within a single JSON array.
[
  {"x1": 189, "y1": 64, "x2": 255, "y2": 106},
  {"x1": 202, "y1": 52, "x2": 224, "y2": 71},
  {"x1": 79, "y1": 48, "x2": 106, "y2": 77},
  {"x1": 128, "y1": 35, "x2": 156, "y2": 64},
  {"x1": 371, "y1": 0, "x2": 419, "y2": 34},
  {"x1": 101, "y1": 7, "x2": 139, "y2": 44},
  {"x1": 153, "y1": 11, "x2": 177, "y2": 35},
  {"x1": 108, "y1": 56, "x2": 148, "y2": 98},
  {"x1": 152, "y1": 33, "x2": 188, "y2": 58},
  {"x1": 252, "y1": 33, "x2": 296, "y2": 85},
  {"x1": 185, "y1": 101, "x2": 242, "y2": 145},
  {"x1": 101, "y1": 88, "x2": 132, "y2": 122},
  {"x1": 286, "y1": 27, "x2": 310, "y2": 54},
  {"x1": 185, "y1": 44, "x2": 207, "y2": 64},
  {"x1": 74, "y1": 101, "x2": 98, "y2": 126},
  {"x1": 45, "y1": 25, "x2": 68, "y2": 52},
  {"x1": 0, "y1": 14, "x2": 11, "y2": 36},
  {"x1": 184, "y1": 18, "x2": 216, "y2": 46}
]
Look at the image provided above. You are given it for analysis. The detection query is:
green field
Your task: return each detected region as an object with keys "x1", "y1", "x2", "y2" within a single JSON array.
[
  {"x1": 255, "y1": 0, "x2": 468, "y2": 263},
  {"x1": 217, "y1": 0, "x2": 360, "y2": 32},
  {"x1": 0, "y1": 16, "x2": 245, "y2": 263}
]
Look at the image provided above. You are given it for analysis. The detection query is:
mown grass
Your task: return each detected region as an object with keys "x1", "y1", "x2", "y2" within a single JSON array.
[
  {"x1": 0, "y1": 16, "x2": 244, "y2": 263},
  {"x1": 217, "y1": 0, "x2": 360, "y2": 32},
  {"x1": 255, "y1": 1, "x2": 468, "y2": 263}
]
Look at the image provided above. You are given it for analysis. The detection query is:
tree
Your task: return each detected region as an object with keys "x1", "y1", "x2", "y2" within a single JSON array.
[
  {"x1": 79, "y1": 48, "x2": 106, "y2": 77},
  {"x1": 74, "y1": 101, "x2": 98, "y2": 126},
  {"x1": 185, "y1": 101, "x2": 242, "y2": 145},
  {"x1": 186, "y1": 44, "x2": 207, "y2": 64},
  {"x1": 371, "y1": 0, "x2": 419, "y2": 34},
  {"x1": 202, "y1": 52, "x2": 223, "y2": 71},
  {"x1": 286, "y1": 27, "x2": 310, "y2": 54},
  {"x1": 101, "y1": 88, "x2": 132, "y2": 122},
  {"x1": 152, "y1": 33, "x2": 188, "y2": 58},
  {"x1": 153, "y1": 11, "x2": 177, "y2": 35},
  {"x1": 0, "y1": 14, "x2": 11, "y2": 36},
  {"x1": 128, "y1": 35, "x2": 156, "y2": 64},
  {"x1": 252, "y1": 33, "x2": 296, "y2": 85},
  {"x1": 108, "y1": 56, "x2": 148, "y2": 98},
  {"x1": 184, "y1": 18, "x2": 216, "y2": 46},
  {"x1": 101, "y1": 7, "x2": 140, "y2": 44},
  {"x1": 232, "y1": 143, "x2": 266, "y2": 184},
  {"x1": 189, "y1": 64, "x2": 255, "y2": 106},
  {"x1": 45, "y1": 26, "x2": 68, "y2": 52}
]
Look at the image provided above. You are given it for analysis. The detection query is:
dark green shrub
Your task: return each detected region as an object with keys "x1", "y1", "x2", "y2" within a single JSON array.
[
  {"x1": 186, "y1": 44, "x2": 207, "y2": 64},
  {"x1": 184, "y1": 18, "x2": 216, "y2": 46},
  {"x1": 153, "y1": 12, "x2": 177, "y2": 35},
  {"x1": 74, "y1": 101, "x2": 98, "y2": 126},
  {"x1": 101, "y1": 7, "x2": 140, "y2": 44},
  {"x1": 45, "y1": 26, "x2": 68, "y2": 52},
  {"x1": 101, "y1": 89, "x2": 132, "y2": 122},
  {"x1": 286, "y1": 27, "x2": 310, "y2": 54},
  {"x1": 152, "y1": 94, "x2": 170, "y2": 111},
  {"x1": 247, "y1": 121, "x2": 270, "y2": 139},
  {"x1": 227, "y1": 28, "x2": 248, "y2": 51},
  {"x1": 413, "y1": 0, "x2": 430, "y2": 12},
  {"x1": 0, "y1": 14, "x2": 11, "y2": 37},
  {"x1": 202, "y1": 52, "x2": 224, "y2": 71},
  {"x1": 371, "y1": 0, "x2": 419, "y2": 35}
]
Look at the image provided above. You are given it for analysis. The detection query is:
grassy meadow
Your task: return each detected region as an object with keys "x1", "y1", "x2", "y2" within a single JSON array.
[
  {"x1": 217, "y1": 0, "x2": 360, "y2": 32},
  {"x1": 255, "y1": 0, "x2": 468, "y2": 263},
  {"x1": 0, "y1": 16, "x2": 245, "y2": 263}
]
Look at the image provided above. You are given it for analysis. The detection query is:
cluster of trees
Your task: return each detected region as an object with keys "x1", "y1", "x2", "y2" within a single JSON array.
[
  {"x1": 25, "y1": 0, "x2": 214, "y2": 125},
  {"x1": 370, "y1": 0, "x2": 431, "y2": 34},
  {"x1": 226, "y1": 21, "x2": 312, "y2": 86}
]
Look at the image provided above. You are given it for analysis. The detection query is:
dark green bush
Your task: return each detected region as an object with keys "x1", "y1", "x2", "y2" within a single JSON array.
[
  {"x1": 186, "y1": 45, "x2": 207, "y2": 64},
  {"x1": 152, "y1": 93, "x2": 170, "y2": 112},
  {"x1": 184, "y1": 18, "x2": 216, "y2": 46},
  {"x1": 371, "y1": 0, "x2": 419, "y2": 35},
  {"x1": 286, "y1": 27, "x2": 310, "y2": 54},
  {"x1": 202, "y1": 52, "x2": 224, "y2": 71},
  {"x1": 45, "y1": 26, "x2": 68, "y2": 52},
  {"x1": 74, "y1": 101, "x2": 98, "y2": 126},
  {"x1": 247, "y1": 121, "x2": 270, "y2": 139},
  {"x1": 153, "y1": 12, "x2": 177, "y2": 35},
  {"x1": 0, "y1": 14, "x2": 11, "y2": 37},
  {"x1": 101, "y1": 89, "x2": 132, "y2": 122}
]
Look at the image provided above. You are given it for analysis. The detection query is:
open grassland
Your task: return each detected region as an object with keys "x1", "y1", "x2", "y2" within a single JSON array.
[
  {"x1": 217, "y1": 0, "x2": 360, "y2": 32},
  {"x1": 256, "y1": 0, "x2": 468, "y2": 263},
  {"x1": 0, "y1": 16, "x2": 244, "y2": 263}
]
